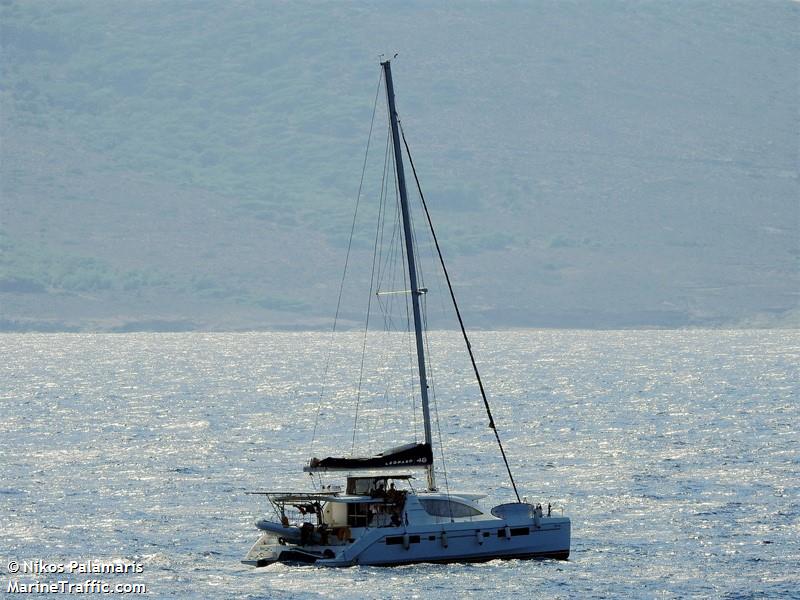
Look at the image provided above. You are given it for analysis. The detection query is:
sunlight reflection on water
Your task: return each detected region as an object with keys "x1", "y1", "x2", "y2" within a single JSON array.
[{"x1": 1, "y1": 330, "x2": 798, "y2": 598}]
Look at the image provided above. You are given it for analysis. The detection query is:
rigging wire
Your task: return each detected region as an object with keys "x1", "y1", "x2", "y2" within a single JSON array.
[
  {"x1": 351, "y1": 130, "x2": 389, "y2": 454},
  {"x1": 376, "y1": 202, "x2": 403, "y2": 333},
  {"x1": 375, "y1": 129, "x2": 399, "y2": 332},
  {"x1": 391, "y1": 143, "x2": 419, "y2": 444},
  {"x1": 374, "y1": 128, "x2": 398, "y2": 429},
  {"x1": 381, "y1": 130, "x2": 419, "y2": 443},
  {"x1": 399, "y1": 121, "x2": 522, "y2": 503},
  {"x1": 407, "y1": 164, "x2": 454, "y2": 512},
  {"x1": 420, "y1": 274, "x2": 453, "y2": 512},
  {"x1": 400, "y1": 143, "x2": 452, "y2": 503},
  {"x1": 309, "y1": 71, "x2": 384, "y2": 459},
  {"x1": 376, "y1": 144, "x2": 411, "y2": 428}
]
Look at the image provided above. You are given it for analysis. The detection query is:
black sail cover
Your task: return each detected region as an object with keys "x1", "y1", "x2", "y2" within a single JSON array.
[{"x1": 308, "y1": 443, "x2": 432, "y2": 470}]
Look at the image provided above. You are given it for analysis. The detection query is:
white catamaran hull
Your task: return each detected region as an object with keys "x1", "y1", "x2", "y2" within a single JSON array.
[{"x1": 244, "y1": 516, "x2": 570, "y2": 568}]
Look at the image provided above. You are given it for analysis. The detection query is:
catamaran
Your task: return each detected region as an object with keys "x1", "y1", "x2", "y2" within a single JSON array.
[{"x1": 243, "y1": 60, "x2": 571, "y2": 568}]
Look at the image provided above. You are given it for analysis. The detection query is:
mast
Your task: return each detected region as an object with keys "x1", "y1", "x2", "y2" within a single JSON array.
[{"x1": 381, "y1": 59, "x2": 436, "y2": 491}]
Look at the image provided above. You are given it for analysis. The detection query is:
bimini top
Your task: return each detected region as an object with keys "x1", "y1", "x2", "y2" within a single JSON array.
[{"x1": 304, "y1": 443, "x2": 432, "y2": 472}]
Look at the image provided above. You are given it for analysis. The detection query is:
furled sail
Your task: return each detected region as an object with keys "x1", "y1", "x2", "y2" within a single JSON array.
[{"x1": 305, "y1": 443, "x2": 432, "y2": 472}]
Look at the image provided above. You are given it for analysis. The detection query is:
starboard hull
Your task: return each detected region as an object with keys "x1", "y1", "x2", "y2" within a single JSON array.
[{"x1": 243, "y1": 517, "x2": 570, "y2": 568}]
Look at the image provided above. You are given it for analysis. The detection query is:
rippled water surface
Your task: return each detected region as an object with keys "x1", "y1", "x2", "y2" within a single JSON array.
[{"x1": 1, "y1": 330, "x2": 798, "y2": 598}]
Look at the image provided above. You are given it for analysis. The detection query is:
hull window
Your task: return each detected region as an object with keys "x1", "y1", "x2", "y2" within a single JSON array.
[
  {"x1": 385, "y1": 535, "x2": 420, "y2": 545},
  {"x1": 419, "y1": 498, "x2": 482, "y2": 518}
]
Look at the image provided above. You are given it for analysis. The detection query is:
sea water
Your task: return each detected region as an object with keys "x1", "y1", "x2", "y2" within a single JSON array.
[{"x1": 1, "y1": 330, "x2": 798, "y2": 599}]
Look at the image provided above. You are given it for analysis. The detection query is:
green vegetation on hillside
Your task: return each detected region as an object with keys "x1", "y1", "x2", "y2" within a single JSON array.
[{"x1": 1, "y1": 1, "x2": 796, "y2": 330}]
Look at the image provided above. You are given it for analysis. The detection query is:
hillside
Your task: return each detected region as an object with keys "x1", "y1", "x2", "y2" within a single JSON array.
[{"x1": 1, "y1": 1, "x2": 797, "y2": 331}]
